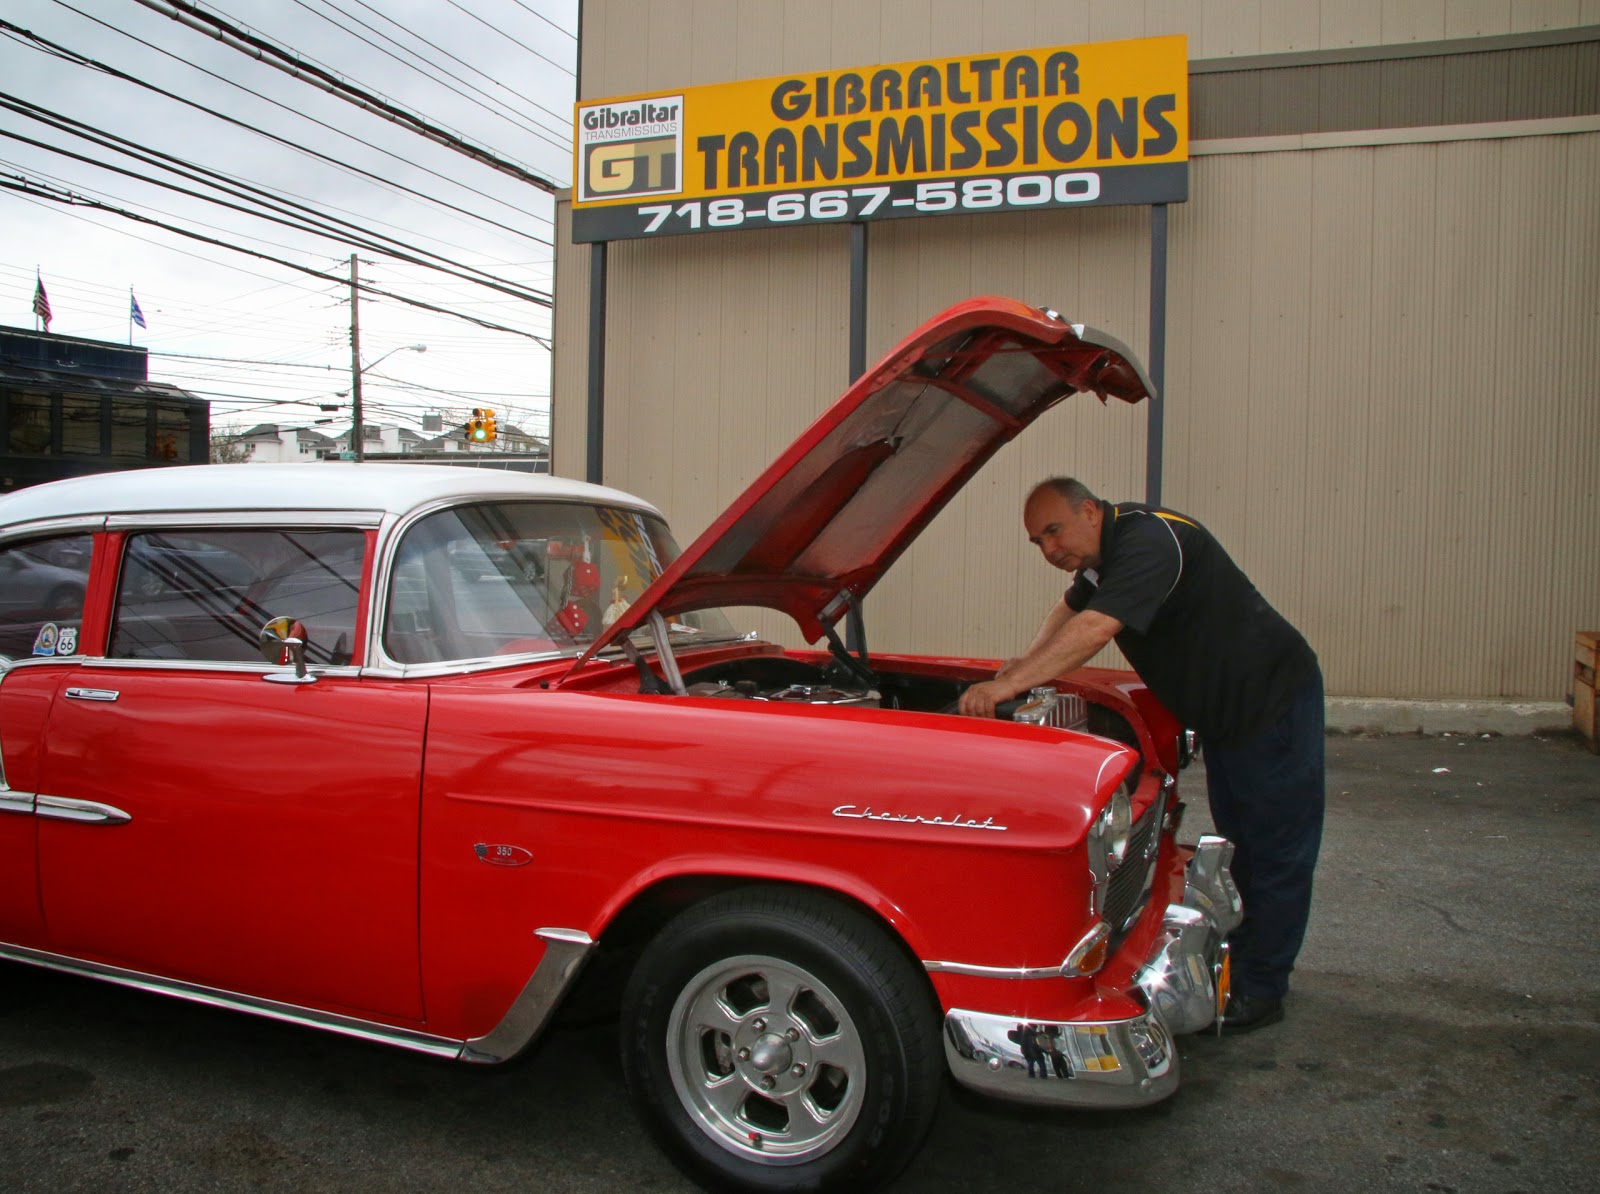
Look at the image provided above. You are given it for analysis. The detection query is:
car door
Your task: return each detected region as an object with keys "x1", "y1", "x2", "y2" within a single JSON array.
[
  {"x1": 0, "y1": 531, "x2": 94, "y2": 948},
  {"x1": 33, "y1": 525, "x2": 430, "y2": 1023}
]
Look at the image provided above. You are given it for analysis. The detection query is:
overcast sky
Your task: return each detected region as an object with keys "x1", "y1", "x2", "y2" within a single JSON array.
[{"x1": 1, "y1": 0, "x2": 578, "y2": 439}]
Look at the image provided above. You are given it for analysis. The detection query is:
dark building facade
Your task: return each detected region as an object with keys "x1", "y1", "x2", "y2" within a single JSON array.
[{"x1": 0, "y1": 327, "x2": 208, "y2": 494}]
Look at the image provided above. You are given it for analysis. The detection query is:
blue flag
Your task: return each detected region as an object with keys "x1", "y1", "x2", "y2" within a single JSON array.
[{"x1": 130, "y1": 290, "x2": 146, "y2": 328}]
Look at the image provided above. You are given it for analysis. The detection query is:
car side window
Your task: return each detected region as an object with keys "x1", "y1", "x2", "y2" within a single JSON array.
[
  {"x1": 109, "y1": 529, "x2": 366, "y2": 665},
  {"x1": 0, "y1": 534, "x2": 93, "y2": 660}
]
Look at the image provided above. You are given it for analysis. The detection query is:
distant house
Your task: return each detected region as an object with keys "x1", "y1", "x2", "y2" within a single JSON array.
[
  {"x1": 324, "y1": 423, "x2": 428, "y2": 458},
  {"x1": 218, "y1": 418, "x2": 550, "y2": 470},
  {"x1": 229, "y1": 424, "x2": 337, "y2": 462},
  {"x1": 0, "y1": 325, "x2": 208, "y2": 494}
]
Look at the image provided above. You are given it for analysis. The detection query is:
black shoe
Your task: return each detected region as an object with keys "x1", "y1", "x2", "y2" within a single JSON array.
[{"x1": 1220, "y1": 994, "x2": 1284, "y2": 1033}]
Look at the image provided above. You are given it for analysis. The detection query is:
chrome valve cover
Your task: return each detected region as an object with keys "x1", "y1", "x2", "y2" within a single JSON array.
[{"x1": 1011, "y1": 686, "x2": 1088, "y2": 731}]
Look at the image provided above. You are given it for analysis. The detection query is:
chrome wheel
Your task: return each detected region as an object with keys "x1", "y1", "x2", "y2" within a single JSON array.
[
  {"x1": 666, "y1": 953, "x2": 866, "y2": 1163},
  {"x1": 622, "y1": 887, "x2": 941, "y2": 1192}
]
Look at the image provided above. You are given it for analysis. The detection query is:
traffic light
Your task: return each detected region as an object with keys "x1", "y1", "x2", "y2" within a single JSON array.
[{"x1": 465, "y1": 409, "x2": 498, "y2": 444}]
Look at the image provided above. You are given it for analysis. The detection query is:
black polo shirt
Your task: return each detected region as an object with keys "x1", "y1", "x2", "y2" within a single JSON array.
[{"x1": 1064, "y1": 502, "x2": 1318, "y2": 745}]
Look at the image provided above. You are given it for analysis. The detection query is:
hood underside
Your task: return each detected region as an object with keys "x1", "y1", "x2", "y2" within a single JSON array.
[{"x1": 581, "y1": 297, "x2": 1153, "y2": 660}]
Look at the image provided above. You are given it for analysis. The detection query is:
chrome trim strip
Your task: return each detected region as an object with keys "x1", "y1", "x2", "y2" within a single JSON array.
[
  {"x1": 0, "y1": 941, "x2": 462, "y2": 1059},
  {"x1": 64, "y1": 687, "x2": 120, "y2": 702},
  {"x1": 103, "y1": 510, "x2": 386, "y2": 530},
  {"x1": 355, "y1": 651, "x2": 576, "y2": 681},
  {"x1": 923, "y1": 959, "x2": 1064, "y2": 980},
  {"x1": 0, "y1": 515, "x2": 108, "y2": 545},
  {"x1": 75, "y1": 658, "x2": 363, "y2": 678},
  {"x1": 0, "y1": 666, "x2": 9, "y2": 787},
  {"x1": 0, "y1": 655, "x2": 87, "y2": 673},
  {"x1": 35, "y1": 795, "x2": 132, "y2": 825},
  {"x1": 0, "y1": 789, "x2": 36, "y2": 816},
  {"x1": 458, "y1": 928, "x2": 596, "y2": 1064},
  {"x1": 925, "y1": 917, "x2": 1109, "y2": 981}
]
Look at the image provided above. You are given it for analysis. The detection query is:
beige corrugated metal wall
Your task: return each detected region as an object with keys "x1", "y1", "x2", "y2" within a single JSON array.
[{"x1": 554, "y1": 1, "x2": 1600, "y2": 701}]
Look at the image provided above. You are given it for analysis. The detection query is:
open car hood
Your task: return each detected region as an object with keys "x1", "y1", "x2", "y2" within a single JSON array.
[{"x1": 569, "y1": 296, "x2": 1153, "y2": 670}]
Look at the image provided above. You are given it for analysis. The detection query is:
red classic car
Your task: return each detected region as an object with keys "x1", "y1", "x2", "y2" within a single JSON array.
[{"x1": 0, "y1": 298, "x2": 1240, "y2": 1193}]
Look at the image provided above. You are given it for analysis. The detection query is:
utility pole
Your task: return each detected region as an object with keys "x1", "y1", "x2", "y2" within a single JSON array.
[{"x1": 348, "y1": 252, "x2": 364, "y2": 462}]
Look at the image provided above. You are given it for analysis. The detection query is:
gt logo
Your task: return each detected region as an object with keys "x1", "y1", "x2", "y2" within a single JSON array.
[{"x1": 586, "y1": 138, "x2": 676, "y2": 196}]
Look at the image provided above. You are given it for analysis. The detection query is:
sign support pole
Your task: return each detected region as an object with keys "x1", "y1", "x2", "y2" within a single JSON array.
[
  {"x1": 848, "y1": 222, "x2": 868, "y2": 383},
  {"x1": 586, "y1": 240, "x2": 608, "y2": 484},
  {"x1": 1145, "y1": 203, "x2": 1168, "y2": 506},
  {"x1": 846, "y1": 221, "x2": 869, "y2": 654}
]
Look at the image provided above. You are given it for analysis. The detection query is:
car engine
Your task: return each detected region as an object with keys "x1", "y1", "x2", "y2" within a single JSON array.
[
  {"x1": 683, "y1": 679, "x2": 881, "y2": 707},
  {"x1": 681, "y1": 677, "x2": 1089, "y2": 731}
]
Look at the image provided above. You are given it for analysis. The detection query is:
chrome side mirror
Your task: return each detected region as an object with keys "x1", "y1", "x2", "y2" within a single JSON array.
[{"x1": 259, "y1": 616, "x2": 316, "y2": 684}]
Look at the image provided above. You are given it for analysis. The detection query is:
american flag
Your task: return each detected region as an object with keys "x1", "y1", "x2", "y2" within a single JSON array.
[{"x1": 32, "y1": 272, "x2": 51, "y2": 326}]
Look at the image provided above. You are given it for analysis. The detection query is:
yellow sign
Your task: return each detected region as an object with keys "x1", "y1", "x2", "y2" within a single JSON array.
[{"x1": 572, "y1": 35, "x2": 1187, "y2": 241}]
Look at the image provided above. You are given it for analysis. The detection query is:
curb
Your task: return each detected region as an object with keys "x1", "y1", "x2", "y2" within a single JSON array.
[{"x1": 1326, "y1": 697, "x2": 1572, "y2": 737}]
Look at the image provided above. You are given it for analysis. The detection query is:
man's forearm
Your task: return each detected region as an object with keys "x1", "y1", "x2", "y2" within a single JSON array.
[
  {"x1": 1022, "y1": 599, "x2": 1073, "y2": 657},
  {"x1": 999, "y1": 610, "x2": 1121, "y2": 696}
]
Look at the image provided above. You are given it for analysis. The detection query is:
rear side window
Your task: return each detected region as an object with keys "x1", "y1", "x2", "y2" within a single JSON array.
[
  {"x1": 109, "y1": 529, "x2": 365, "y2": 665},
  {"x1": 0, "y1": 534, "x2": 92, "y2": 660}
]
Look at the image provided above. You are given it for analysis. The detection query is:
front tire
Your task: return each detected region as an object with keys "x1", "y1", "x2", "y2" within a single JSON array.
[{"x1": 620, "y1": 886, "x2": 941, "y2": 1193}]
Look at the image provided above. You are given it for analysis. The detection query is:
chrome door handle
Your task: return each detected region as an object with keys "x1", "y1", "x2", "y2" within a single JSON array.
[
  {"x1": 65, "y1": 687, "x2": 120, "y2": 702},
  {"x1": 35, "y1": 795, "x2": 132, "y2": 825}
]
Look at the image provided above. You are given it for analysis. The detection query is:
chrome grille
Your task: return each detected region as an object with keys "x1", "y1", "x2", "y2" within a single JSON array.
[{"x1": 1103, "y1": 789, "x2": 1165, "y2": 935}]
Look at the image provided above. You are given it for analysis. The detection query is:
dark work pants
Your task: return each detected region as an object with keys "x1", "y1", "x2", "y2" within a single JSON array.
[{"x1": 1203, "y1": 670, "x2": 1325, "y2": 1001}]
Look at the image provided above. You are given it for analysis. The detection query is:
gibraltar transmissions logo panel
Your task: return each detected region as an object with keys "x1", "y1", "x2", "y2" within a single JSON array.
[
  {"x1": 571, "y1": 35, "x2": 1188, "y2": 243},
  {"x1": 578, "y1": 96, "x2": 685, "y2": 201}
]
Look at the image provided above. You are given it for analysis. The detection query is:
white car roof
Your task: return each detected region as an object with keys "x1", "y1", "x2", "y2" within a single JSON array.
[{"x1": 0, "y1": 463, "x2": 663, "y2": 528}]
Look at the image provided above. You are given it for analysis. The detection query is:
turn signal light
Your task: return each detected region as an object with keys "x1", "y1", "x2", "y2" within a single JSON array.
[{"x1": 1062, "y1": 921, "x2": 1111, "y2": 976}]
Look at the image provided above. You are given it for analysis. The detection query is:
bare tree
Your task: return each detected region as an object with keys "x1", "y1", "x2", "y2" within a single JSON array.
[{"x1": 209, "y1": 434, "x2": 252, "y2": 464}]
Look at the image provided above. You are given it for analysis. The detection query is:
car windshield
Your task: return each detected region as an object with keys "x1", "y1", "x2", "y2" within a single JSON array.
[{"x1": 384, "y1": 500, "x2": 741, "y2": 664}]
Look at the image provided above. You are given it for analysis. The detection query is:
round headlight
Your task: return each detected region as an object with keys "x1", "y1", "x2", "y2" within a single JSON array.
[{"x1": 1097, "y1": 786, "x2": 1133, "y2": 867}]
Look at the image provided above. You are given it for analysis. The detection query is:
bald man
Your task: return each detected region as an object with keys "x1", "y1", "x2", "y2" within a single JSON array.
[{"x1": 960, "y1": 477, "x2": 1324, "y2": 1033}]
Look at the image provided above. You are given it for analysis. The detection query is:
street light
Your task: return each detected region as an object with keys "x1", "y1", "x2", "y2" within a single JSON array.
[{"x1": 349, "y1": 343, "x2": 426, "y2": 461}]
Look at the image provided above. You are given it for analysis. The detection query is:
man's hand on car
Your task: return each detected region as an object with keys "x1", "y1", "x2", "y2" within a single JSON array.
[{"x1": 959, "y1": 678, "x2": 1018, "y2": 718}]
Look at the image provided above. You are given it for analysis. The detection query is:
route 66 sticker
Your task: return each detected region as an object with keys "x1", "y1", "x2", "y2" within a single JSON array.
[{"x1": 57, "y1": 627, "x2": 78, "y2": 656}]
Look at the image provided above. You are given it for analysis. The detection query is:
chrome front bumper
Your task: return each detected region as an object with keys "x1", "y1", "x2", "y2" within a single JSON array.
[{"x1": 942, "y1": 835, "x2": 1243, "y2": 1109}]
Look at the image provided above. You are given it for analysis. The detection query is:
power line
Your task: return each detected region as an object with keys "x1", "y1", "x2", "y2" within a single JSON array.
[
  {"x1": 502, "y1": 0, "x2": 577, "y2": 41},
  {"x1": 7, "y1": 187, "x2": 340, "y2": 300},
  {"x1": 0, "y1": 93, "x2": 553, "y2": 306},
  {"x1": 339, "y1": 0, "x2": 574, "y2": 132},
  {"x1": 10, "y1": 11, "x2": 558, "y2": 239},
  {"x1": 294, "y1": 0, "x2": 574, "y2": 150},
  {"x1": 1, "y1": 150, "x2": 345, "y2": 263},
  {"x1": 441, "y1": 0, "x2": 574, "y2": 78},
  {"x1": 151, "y1": 350, "x2": 342, "y2": 369},
  {"x1": 4, "y1": 173, "x2": 552, "y2": 344},
  {"x1": 129, "y1": 0, "x2": 559, "y2": 193}
]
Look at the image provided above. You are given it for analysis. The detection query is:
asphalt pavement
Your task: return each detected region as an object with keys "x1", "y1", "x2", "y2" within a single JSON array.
[{"x1": 1, "y1": 731, "x2": 1596, "y2": 1193}]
